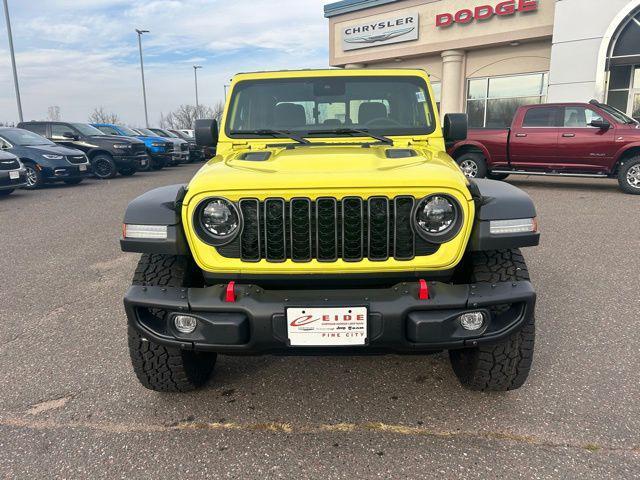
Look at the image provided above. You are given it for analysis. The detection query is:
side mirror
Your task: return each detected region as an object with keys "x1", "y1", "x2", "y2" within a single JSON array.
[
  {"x1": 195, "y1": 119, "x2": 219, "y2": 148},
  {"x1": 589, "y1": 119, "x2": 611, "y2": 130},
  {"x1": 63, "y1": 132, "x2": 78, "y2": 140},
  {"x1": 443, "y1": 113, "x2": 468, "y2": 143}
]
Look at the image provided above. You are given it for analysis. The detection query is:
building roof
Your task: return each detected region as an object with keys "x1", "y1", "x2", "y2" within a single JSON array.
[{"x1": 324, "y1": 0, "x2": 403, "y2": 18}]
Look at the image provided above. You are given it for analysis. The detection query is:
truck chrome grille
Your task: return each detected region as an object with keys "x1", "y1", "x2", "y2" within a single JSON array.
[{"x1": 217, "y1": 197, "x2": 439, "y2": 263}]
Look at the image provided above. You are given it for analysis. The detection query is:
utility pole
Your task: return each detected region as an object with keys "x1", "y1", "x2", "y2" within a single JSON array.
[
  {"x1": 3, "y1": 0, "x2": 23, "y2": 122},
  {"x1": 193, "y1": 65, "x2": 202, "y2": 113},
  {"x1": 136, "y1": 29, "x2": 150, "y2": 127}
]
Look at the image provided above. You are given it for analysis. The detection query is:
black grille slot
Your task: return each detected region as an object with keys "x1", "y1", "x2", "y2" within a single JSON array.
[
  {"x1": 239, "y1": 199, "x2": 260, "y2": 261},
  {"x1": 218, "y1": 196, "x2": 439, "y2": 263},
  {"x1": 67, "y1": 155, "x2": 86, "y2": 164},
  {"x1": 368, "y1": 197, "x2": 389, "y2": 261},
  {"x1": 264, "y1": 199, "x2": 286, "y2": 261},
  {"x1": 393, "y1": 196, "x2": 415, "y2": 260},
  {"x1": 342, "y1": 197, "x2": 364, "y2": 261},
  {"x1": 290, "y1": 198, "x2": 312, "y2": 261}
]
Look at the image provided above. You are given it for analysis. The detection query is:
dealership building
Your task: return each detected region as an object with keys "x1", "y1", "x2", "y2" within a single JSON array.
[{"x1": 324, "y1": 0, "x2": 640, "y2": 126}]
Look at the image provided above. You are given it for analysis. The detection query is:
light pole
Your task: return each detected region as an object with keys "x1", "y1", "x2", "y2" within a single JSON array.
[
  {"x1": 193, "y1": 65, "x2": 202, "y2": 112},
  {"x1": 136, "y1": 29, "x2": 150, "y2": 127},
  {"x1": 3, "y1": 0, "x2": 23, "y2": 122}
]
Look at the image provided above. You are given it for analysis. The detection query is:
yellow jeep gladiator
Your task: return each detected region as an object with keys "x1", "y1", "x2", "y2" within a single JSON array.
[{"x1": 120, "y1": 69, "x2": 539, "y2": 392}]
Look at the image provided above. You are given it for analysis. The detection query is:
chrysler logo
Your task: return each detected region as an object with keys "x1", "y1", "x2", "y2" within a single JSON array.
[{"x1": 345, "y1": 26, "x2": 416, "y2": 45}]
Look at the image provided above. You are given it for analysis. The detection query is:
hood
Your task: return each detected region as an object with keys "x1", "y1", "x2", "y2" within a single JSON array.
[
  {"x1": 18, "y1": 144, "x2": 84, "y2": 156},
  {"x1": 88, "y1": 135, "x2": 144, "y2": 144},
  {"x1": 186, "y1": 144, "x2": 471, "y2": 202}
]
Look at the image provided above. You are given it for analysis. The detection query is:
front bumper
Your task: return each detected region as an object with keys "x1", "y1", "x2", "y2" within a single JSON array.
[
  {"x1": 114, "y1": 153, "x2": 148, "y2": 169},
  {"x1": 124, "y1": 280, "x2": 535, "y2": 354},
  {"x1": 172, "y1": 152, "x2": 190, "y2": 164},
  {"x1": 0, "y1": 168, "x2": 28, "y2": 190},
  {"x1": 42, "y1": 164, "x2": 91, "y2": 181}
]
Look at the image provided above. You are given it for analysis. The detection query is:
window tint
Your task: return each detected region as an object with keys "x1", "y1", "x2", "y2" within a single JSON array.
[
  {"x1": 563, "y1": 107, "x2": 603, "y2": 127},
  {"x1": 97, "y1": 125, "x2": 119, "y2": 135},
  {"x1": 51, "y1": 124, "x2": 78, "y2": 139},
  {"x1": 23, "y1": 123, "x2": 47, "y2": 135},
  {"x1": 522, "y1": 107, "x2": 561, "y2": 127}
]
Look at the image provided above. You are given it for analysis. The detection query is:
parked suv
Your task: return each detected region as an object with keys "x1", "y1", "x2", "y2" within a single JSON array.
[
  {"x1": 18, "y1": 122, "x2": 148, "y2": 179},
  {"x1": 448, "y1": 100, "x2": 640, "y2": 194},
  {"x1": 92, "y1": 123, "x2": 173, "y2": 171},
  {"x1": 0, "y1": 150, "x2": 27, "y2": 196},
  {"x1": 121, "y1": 69, "x2": 539, "y2": 393},
  {"x1": 0, "y1": 127, "x2": 90, "y2": 188},
  {"x1": 134, "y1": 128, "x2": 185, "y2": 166},
  {"x1": 169, "y1": 128, "x2": 205, "y2": 162},
  {"x1": 148, "y1": 128, "x2": 190, "y2": 163}
]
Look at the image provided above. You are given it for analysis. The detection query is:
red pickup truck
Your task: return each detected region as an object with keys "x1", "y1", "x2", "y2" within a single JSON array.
[{"x1": 448, "y1": 100, "x2": 640, "y2": 194}]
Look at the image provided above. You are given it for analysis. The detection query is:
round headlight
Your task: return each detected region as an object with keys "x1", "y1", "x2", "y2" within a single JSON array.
[
  {"x1": 195, "y1": 198, "x2": 241, "y2": 245},
  {"x1": 414, "y1": 195, "x2": 462, "y2": 243}
]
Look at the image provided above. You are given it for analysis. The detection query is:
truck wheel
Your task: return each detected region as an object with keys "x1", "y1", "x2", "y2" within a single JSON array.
[
  {"x1": 449, "y1": 249, "x2": 535, "y2": 391},
  {"x1": 456, "y1": 153, "x2": 487, "y2": 179},
  {"x1": 91, "y1": 154, "x2": 117, "y2": 179},
  {"x1": 128, "y1": 254, "x2": 216, "y2": 392},
  {"x1": 618, "y1": 156, "x2": 640, "y2": 194}
]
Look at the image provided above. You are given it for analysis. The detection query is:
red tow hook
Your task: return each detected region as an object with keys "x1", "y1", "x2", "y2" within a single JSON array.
[
  {"x1": 418, "y1": 279, "x2": 429, "y2": 300},
  {"x1": 225, "y1": 281, "x2": 236, "y2": 303}
]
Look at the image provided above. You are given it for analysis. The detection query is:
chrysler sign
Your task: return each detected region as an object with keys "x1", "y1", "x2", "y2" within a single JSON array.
[{"x1": 342, "y1": 13, "x2": 419, "y2": 51}]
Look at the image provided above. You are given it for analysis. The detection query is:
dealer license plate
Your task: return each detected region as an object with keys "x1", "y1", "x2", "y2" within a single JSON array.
[
  {"x1": 79, "y1": 164, "x2": 87, "y2": 171},
  {"x1": 9, "y1": 171, "x2": 19, "y2": 180},
  {"x1": 287, "y1": 307, "x2": 367, "y2": 346}
]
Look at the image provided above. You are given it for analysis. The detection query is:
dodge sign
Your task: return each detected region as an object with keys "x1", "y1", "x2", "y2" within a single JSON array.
[{"x1": 342, "y1": 13, "x2": 419, "y2": 51}]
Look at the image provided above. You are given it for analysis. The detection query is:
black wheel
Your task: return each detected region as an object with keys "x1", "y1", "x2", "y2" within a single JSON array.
[
  {"x1": 23, "y1": 163, "x2": 43, "y2": 189},
  {"x1": 91, "y1": 154, "x2": 117, "y2": 179},
  {"x1": 0, "y1": 189, "x2": 14, "y2": 196},
  {"x1": 618, "y1": 156, "x2": 640, "y2": 194},
  {"x1": 63, "y1": 178, "x2": 83, "y2": 185},
  {"x1": 118, "y1": 167, "x2": 137, "y2": 176},
  {"x1": 128, "y1": 254, "x2": 216, "y2": 392},
  {"x1": 449, "y1": 249, "x2": 535, "y2": 391},
  {"x1": 487, "y1": 172, "x2": 510, "y2": 181},
  {"x1": 455, "y1": 153, "x2": 487, "y2": 179}
]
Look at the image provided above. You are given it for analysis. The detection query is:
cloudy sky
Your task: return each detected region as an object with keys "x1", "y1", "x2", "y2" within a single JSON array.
[{"x1": 0, "y1": 0, "x2": 332, "y2": 126}]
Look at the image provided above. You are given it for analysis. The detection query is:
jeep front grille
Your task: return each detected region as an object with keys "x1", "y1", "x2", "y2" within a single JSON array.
[{"x1": 216, "y1": 196, "x2": 439, "y2": 263}]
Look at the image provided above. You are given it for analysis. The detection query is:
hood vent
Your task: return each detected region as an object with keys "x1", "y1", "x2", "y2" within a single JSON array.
[
  {"x1": 385, "y1": 149, "x2": 417, "y2": 159},
  {"x1": 239, "y1": 152, "x2": 271, "y2": 162}
]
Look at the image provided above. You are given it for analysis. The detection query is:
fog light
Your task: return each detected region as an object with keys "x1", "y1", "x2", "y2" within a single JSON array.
[
  {"x1": 174, "y1": 315, "x2": 197, "y2": 334},
  {"x1": 459, "y1": 312, "x2": 486, "y2": 331}
]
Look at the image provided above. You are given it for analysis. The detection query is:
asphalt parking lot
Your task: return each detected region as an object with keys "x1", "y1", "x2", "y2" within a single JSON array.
[{"x1": 0, "y1": 165, "x2": 639, "y2": 479}]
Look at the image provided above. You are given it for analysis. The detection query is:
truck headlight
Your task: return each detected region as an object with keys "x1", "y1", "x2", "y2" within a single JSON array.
[
  {"x1": 151, "y1": 142, "x2": 163, "y2": 147},
  {"x1": 113, "y1": 143, "x2": 131, "y2": 149},
  {"x1": 195, "y1": 198, "x2": 241, "y2": 245},
  {"x1": 414, "y1": 194, "x2": 462, "y2": 243}
]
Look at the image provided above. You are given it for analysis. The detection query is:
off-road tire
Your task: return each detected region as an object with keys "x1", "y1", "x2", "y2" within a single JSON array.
[
  {"x1": 128, "y1": 254, "x2": 215, "y2": 392},
  {"x1": 449, "y1": 249, "x2": 535, "y2": 391},
  {"x1": 455, "y1": 152, "x2": 487, "y2": 179},
  {"x1": 91, "y1": 154, "x2": 117, "y2": 179},
  {"x1": 618, "y1": 156, "x2": 640, "y2": 195}
]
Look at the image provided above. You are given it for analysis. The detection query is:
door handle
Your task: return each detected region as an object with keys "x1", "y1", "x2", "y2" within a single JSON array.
[
  {"x1": 562, "y1": 133, "x2": 576, "y2": 138},
  {"x1": 515, "y1": 133, "x2": 527, "y2": 138}
]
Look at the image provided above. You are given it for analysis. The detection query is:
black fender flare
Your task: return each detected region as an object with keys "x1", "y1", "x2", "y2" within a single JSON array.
[
  {"x1": 467, "y1": 179, "x2": 540, "y2": 251},
  {"x1": 120, "y1": 184, "x2": 189, "y2": 255}
]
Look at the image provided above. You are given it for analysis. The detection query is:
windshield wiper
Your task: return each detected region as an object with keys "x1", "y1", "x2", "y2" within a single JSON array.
[
  {"x1": 305, "y1": 128, "x2": 393, "y2": 145},
  {"x1": 230, "y1": 129, "x2": 310, "y2": 144}
]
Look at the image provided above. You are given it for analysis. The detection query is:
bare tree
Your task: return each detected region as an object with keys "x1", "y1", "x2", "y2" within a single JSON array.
[
  {"x1": 89, "y1": 106, "x2": 121, "y2": 124},
  {"x1": 47, "y1": 106, "x2": 61, "y2": 121},
  {"x1": 158, "y1": 103, "x2": 223, "y2": 130}
]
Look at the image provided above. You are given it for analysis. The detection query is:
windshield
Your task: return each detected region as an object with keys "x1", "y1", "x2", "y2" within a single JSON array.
[
  {"x1": 118, "y1": 126, "x2": 140, "y2": 136},
  {"x1": 599, "y1": 103, "x2": 638, "y2": 124},
  {"x1": 0, "y1": 128, "x2": 54, "y2": 146},
  {"x1": 72, "y1": 123, "x2": 105, "y2": 136},
  {"x1": 135, "y1": 128, "x2": 155, "y2": 136},
  {"x1": 151, "y1": 128, "x2": 178, "y2": 138},
  {"x1": 227, "y1": 76, "x2": 435, "y2": 139}
]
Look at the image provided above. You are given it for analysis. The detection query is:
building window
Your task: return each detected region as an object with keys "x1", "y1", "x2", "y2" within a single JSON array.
[
  {"x1": 431, "y1": 82, "x2": 441, "y2": 113},
  {"x1": 466, "y1": 73, "x2": 548, "y2": 128},
  {"x1": 606, "y1": 9, "x2": 640, "y2": 119}
]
